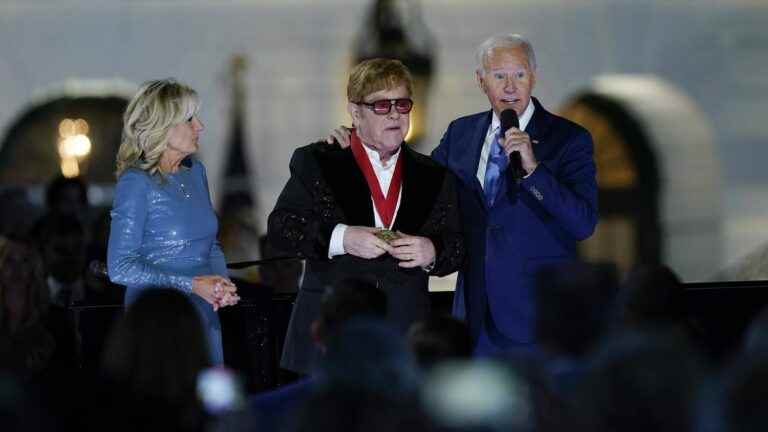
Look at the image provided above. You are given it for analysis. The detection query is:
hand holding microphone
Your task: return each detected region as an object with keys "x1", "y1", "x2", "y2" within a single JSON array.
[{"x1": 499, "y1": 109, "x2": 537, "y2": 181}]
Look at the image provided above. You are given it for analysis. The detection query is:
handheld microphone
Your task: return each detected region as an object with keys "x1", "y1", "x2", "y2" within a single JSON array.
[{"x1": 500, "y1": 109, "x2": 526, "y2": 182}]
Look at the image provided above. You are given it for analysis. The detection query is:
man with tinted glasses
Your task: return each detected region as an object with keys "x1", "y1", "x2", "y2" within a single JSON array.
[
  {"x1": 268, "y1": 58, "x2": 465, "y2": 374},
  {"x1": 329, "y1": 35, "x2": 597, "y2": 356}
]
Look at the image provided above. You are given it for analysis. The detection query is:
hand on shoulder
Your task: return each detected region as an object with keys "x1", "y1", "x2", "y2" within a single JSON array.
[{"x1": 325, "y1": 126, "x2": 353, "y2": 148}]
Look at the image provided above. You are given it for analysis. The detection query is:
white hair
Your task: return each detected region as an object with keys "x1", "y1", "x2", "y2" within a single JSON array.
[{"x1": 475, "y1": 34, "x2": 537, "y2": 74}]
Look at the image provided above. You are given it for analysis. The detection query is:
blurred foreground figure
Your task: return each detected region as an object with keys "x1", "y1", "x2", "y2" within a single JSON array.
[
  {"x1": 575, "y1": 331, "x2": 704, "y2": 432},
  {"x1": 0, "y1": 238, "x2": 56, "y2": 376},
  {"x1": 249, "y1": 278, "x2": 394, "y2": 432},
  {"x1": 94, "y1": 288, "x2": 211, "y2": 432},
  {"x1": 407, "y1": 314, "x2": 472, "y2": 371},
  {"x1": 422, "y1": 359, "x2": 534, "y2": 432},
  {"x1": 0, "y1": 237, "x2": 79, "y2": 429}
]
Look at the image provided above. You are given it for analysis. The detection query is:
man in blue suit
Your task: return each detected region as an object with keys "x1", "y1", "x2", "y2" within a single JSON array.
[
  {"x1": 328, "y1": 34, "x2": 597, "y2": 354},
  {"x1": 431, "y1": 33, "x2": 598, "y2": 354}
]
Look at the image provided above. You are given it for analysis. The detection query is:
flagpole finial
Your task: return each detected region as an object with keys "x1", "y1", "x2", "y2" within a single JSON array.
[{"x1": 231, "y1": 54, "x2": 247, "y2": 73}]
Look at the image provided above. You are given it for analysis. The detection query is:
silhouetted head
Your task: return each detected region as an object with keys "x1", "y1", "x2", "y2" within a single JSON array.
[
  {"x1": 310, "y1": 278, "x2": 387, "y2": 349},
  {"x1": 576, "y1": 330, "x2": 704, "y2": 432},
  {"x1": 102, "y1": 288, "x2": 210, "y2": 402},
  {"x1": 45, "y1": 175, "x2": 89, "y2": 219},
  {"x1": 618, "y1": 265, "x2": 686, "y2": 329},
  {"x1": 294, "y1": 386, "x2": 432, "y2": 432},
  {"x1": 535, "y1": 261, "x2": 618, "y2": 357},
  {"x1": 318, "y1": 319, "x2": 418, "y2": 399},
  {"x1": 407, "y1": 314, "x2": 472, "y2": 370},
  {"x1": 34, "y1": 213, "x2": 87, "y2": 284}
]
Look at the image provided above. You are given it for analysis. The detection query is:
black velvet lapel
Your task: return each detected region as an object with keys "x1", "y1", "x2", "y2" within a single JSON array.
[
  {"x1": 315, "y1": 146, "x2": 374, "y2": 226},
  {"x1": 392, "y1": 145, "x2": 445, "y2": 234},
  {"x1": 315, "y1": 143, "x2": 444, "y2": 233}
]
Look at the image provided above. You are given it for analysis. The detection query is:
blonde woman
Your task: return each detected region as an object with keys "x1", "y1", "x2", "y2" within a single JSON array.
[{"x1": 107, "y1": 79, "x2": 239, "y2": 364}]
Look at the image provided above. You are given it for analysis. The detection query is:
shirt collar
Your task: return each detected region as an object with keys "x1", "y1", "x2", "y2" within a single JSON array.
[
  {"x1": 519, "y1": 98, "x2": 535, "y2": 131},
  {"x1": 361, "y1": 142, "x2": 402, "y2": 169},
  {"x1": 490, "y1": 98, "x2": 536, "y2": 133}
]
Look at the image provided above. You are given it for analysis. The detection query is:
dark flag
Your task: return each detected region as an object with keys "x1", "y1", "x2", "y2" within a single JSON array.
[{"x1": 218, "y1": 54, "x2": 261, "y2": 282}]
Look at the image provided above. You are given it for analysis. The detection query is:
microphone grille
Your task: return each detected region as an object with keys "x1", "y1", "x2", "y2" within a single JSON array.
[{"x1": 500, "y1": 109, "x2": 519, "y2": 132}]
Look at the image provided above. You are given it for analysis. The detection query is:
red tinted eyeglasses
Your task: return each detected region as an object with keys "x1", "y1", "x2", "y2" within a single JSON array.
[{"x1": 357, "y1": 98, "x2": 413, "y2": 115}]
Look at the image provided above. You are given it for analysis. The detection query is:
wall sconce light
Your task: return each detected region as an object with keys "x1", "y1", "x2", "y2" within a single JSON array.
[{"x1": 58, "y1": 118, "x2": 92, "y2": 177}]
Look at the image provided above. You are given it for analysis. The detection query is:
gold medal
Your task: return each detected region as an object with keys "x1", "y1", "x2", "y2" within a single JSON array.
[{"x1": 374, "y1": 229, "x2": 400, "y2": 243}]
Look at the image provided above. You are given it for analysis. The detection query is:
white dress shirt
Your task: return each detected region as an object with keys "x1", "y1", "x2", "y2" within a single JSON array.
[
  {"x1": 328, "y1": 144, "x2": 403, "y2": 257},
  {"x1": 476, "y1": 100, "x2": 535, "y2": 187}
]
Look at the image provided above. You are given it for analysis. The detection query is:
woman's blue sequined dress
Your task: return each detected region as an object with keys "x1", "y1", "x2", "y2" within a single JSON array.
[{"x1": 107, "y1": 157, "x2": 227, "y2": 364}]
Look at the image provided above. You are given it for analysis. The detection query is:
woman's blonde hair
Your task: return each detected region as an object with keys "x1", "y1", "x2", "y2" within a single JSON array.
[{"x1": 115, "y1": 79, "x2": 199, "y2": 177}]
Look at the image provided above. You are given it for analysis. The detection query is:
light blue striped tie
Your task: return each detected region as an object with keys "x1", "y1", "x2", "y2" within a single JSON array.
[{"x1": 483, "y1": 128, "x2": 508, "y2": 206}]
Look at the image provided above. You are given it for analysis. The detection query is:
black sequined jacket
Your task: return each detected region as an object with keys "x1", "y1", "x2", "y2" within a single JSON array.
[
  {"x1": 268, "y1": 141, "x2": 464, "y2": 278},
  {"x1": 267, "y1": 141, "x2": 465, "y2": 373}
]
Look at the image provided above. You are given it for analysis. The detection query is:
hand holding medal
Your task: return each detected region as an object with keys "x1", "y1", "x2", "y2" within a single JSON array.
[
  {"x1": 374, "y1": 229, "x2": 401, "y2": 244},
  {"x1": 389, "y1": 230, "x2": 437, "y2": 269}
]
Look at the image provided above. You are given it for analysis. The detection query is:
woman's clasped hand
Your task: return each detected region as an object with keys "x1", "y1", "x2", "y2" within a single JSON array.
[{"x1": 192, "y1": 275, "x2": 240, "y2": 311}]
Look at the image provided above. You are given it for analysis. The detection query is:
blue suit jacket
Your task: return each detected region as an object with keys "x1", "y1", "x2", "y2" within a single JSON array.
[{"x1": 431, "y1": 97, "x2": 598, "y2": 346}]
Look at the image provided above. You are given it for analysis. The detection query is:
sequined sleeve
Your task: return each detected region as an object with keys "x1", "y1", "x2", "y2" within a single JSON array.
[{"x1": 107, "y1": 169, "x2": 194, "y2": 292}]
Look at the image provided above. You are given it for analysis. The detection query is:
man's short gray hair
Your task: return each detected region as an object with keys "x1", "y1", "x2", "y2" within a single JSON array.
[{"x1": 475, "y1": 34, "x2": 537, "y2": 74}]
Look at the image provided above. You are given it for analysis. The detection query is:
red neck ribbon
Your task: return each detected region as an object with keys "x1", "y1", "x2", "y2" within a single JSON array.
[{"x1": 350, "y1": 130, "x2": 404, "y2": 229}]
